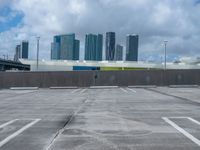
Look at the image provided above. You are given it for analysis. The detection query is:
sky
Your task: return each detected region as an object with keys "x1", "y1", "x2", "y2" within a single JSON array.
[{"x1": 0, "y1": 0, "x2": 200, "y2": 62}]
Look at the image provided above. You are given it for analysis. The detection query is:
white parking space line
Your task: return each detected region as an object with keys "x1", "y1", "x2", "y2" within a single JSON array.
[
  {"x1": 127, "y1": 88, "x2": 137, "y2": 93},
  {"x1": 167, "y1": 117, "x2": 200, "y2": 126},
  {"x1": 162, "y1": 117, "x2": 200, "y2": 146},
  {"x1": 120, "y1": 88, "x2": 128, "y2": 93},
  {"x1": 187, "y1": 118, "x2": 200, "y2": 126},
  {"x1": 0, "y1": 119, "x2": 18, "y2": 129},
  {"x1": 71, "y1": 89, "x2": 81, "y2": 94},
  {"x1": 80, "y1": 89, "x2": 87, "y2": 94},
  {"x1": 0, "y1": 119, "x2": 41, "y2": 148}
]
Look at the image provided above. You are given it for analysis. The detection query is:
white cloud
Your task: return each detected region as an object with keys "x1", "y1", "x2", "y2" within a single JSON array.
[{"x1": 0, "y1": 0, "x2": 200, "y2": 61}]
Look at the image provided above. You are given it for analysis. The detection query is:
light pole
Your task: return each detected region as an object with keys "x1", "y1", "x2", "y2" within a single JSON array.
[
  {"x1": 36, "y1": 37, "x2": 40, "y2": 71},
  {"x1": 164, "y1": 41, "x2": 168, "y2": 70}
]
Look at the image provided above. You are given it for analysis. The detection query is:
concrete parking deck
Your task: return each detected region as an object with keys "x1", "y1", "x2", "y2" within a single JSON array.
[{"x1": 0, "y1": 87, "x2": 200, "y2": 150}]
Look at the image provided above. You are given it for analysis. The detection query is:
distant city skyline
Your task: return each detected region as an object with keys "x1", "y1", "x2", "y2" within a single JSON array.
[
  {"x1": 50, "y1": 32, "x2": 139, "y2": 62},
  {"x1": 1, "y1": 0, "x2": 200, "y2": 62}
]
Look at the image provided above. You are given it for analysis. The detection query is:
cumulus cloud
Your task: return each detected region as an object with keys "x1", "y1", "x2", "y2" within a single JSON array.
[{"x1": 0, "y1": 0, "x2": 200, "y2": 61}]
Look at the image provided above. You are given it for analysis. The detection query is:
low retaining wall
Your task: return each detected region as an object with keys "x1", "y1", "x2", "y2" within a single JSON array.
[{"x1": 0, "y1": 70, "x2": 200, "y2": 88}]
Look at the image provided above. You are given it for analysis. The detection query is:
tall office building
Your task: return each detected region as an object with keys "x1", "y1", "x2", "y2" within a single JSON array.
[
  {"x1": 60, "y1": 34, "x2": 75, "y2": 60},
  {"x1": 51, "y1": 36, "x2": 61, "y2": 60},
  {"x1": 85, "y1": 34, "x2": 103, "y2": 61},
  {"x1": 74, "y1": 40, "x2": 80, "y2": 60},
  {"x1": 126, "y1": 35, "x2": 139, "y2": 61},
  {"x1": 51, "y1": 43, "x2": 60, "y2": 60},
  {"x1": 14, "y1": 41, "x2": 29, "y2": 61},
  {"x1": 51, "y1": 34, "x2": 79, "y2": 60},
  {"x1": 115, "y1": 44, "x2": 123, "y2": 61},
  {"x1": 96, "y1": 34, "x2": 103, "y2": 61},
  {"x1": 85, "y1": 34, "x2": 96, "y2": 60},
  {"x1": 21, "y1": 41, "x2": 29, "y2": 59},
  {"x1": 14, "y1": 45, "x2": 21, "y2": 61},
  {"x1": 106, "y1": 32, "x2": 115, "y2": 61}
]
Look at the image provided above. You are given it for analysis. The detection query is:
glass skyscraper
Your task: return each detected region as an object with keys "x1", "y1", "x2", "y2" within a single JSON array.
[
  {"x1": 126, "y1": 35, "x2": 139, "y2": 61},
  {"x1": 106, "y1": 32, "x2": 115, "y2": 61},
  {"x1": 74, "y1": 40, "x2": 80, "y2": 60},
  {"x1": 115, "y1": 44, "x2": 123, "y2": 61},
  {"x1": 51, "y1": 42, "x2": 60, "y2": 60},
  {"x1": 14, "y1": 45, "x2": 21, "y2": 61},
  {"x1": 96, "y1": 34, "x2": 103, "y2": 61},
  {"x1": 85, "y1": 34, "x2": 103, "y2": 61},
  {"x1": 21, "y1": 41, "x2": 29, "y2": 59},
  {"x1": 60, "y1": 34, "x2": 75, "y2": 60},
  {"x1": 51, "y1": 36, "x2": 61, "y2": 60},
  {"x1": 51, "y1": 34, "x2": 79, "y2": 60}
]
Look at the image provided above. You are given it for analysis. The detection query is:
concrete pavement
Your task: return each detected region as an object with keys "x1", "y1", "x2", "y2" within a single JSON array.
[{"x1": 0, "y1": 87, "x2": 199, "y2": 149}]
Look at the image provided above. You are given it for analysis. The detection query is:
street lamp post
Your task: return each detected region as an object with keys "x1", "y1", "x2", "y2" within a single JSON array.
[
  {"x1": 36, "y1": 37, "x2": 40, "y2": 71},
  {"x1": 164, "y1": 41, "x2": 168, "y2": 70}
]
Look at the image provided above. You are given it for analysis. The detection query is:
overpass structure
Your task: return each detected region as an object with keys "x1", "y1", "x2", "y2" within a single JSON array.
[{"x1": 0, "y1": 58, "x2": 30, "y2": 71}]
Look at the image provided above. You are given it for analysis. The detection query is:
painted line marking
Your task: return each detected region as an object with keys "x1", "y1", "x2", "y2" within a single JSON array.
[
  {"x1": 167, "y1": 117, "x2": 200, "y2": 125},
  {"x1": 127, "y1": 88, "x2": 137, "y2": 93},
  {"x1": 120, "y1": 88, "x2": 128, "y2": 93},
  {"x1": 71, "y1": 89, "x2": 81, "y2": 94},
  {"x1": 80, "y1": 89, "x2": 87, "y2": 94},
  {"x1": 188, "y1": 118, "x2": 200, "y2": 126},
  {"x1": 0, "y1": 120, "x2": 18, "y2": 129},
  {"x1": 162, "y1": 117, "x2": 200, "y2": 146},
  {"x1": 0, "y1": 119, "x2": 41, "y2": 148}
]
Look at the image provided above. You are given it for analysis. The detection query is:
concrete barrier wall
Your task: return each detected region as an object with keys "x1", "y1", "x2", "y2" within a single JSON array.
[{"x1": 0, "y1": 70, "x2": 200, "y2": 88}]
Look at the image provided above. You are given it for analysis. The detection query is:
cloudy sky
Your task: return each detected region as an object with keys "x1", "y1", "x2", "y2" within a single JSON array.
[{"x1": 0, "y1": 0, "x2": 200, "y2": 62}]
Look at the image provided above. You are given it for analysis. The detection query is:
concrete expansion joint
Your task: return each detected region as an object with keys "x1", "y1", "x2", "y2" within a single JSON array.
[
  {"x1": 45, "y1": 114, "x2": 74, "y2": 150},
  {"x1": 45, "y1": 98, "x2": 93, "y2": 150}
]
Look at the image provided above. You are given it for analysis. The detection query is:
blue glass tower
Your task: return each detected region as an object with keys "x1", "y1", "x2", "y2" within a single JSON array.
[
  {"x1": 14, "y1": 45, "x2": 21, "y2": 61},
  {"x1": 74, "y1": 40, "x2": 80, "y2": 60},
  {"x1": 85, "y1": 34, "x2": 103, "y2": 61},
  {"x1": 60, "y1": 34, "x2": 75, "y2": 60},
  {"x1": 106, "y1": 32, "x2": 115, "y2": 61},
  {"x1": 115, "y1": 44, "x2": 123, "y2": 61},
  {"x1": 51, "y1": 34, "x2": 79, "y2": 60},
  {"x1": 126, "y1": 35, "x2": 139, "y2": 61},
  {"x1": 21, "y1": 41, "x2": 29, "y2": 59},
  {"x1": 96, "y1": 34, "x2": 103, "y2": 61}
]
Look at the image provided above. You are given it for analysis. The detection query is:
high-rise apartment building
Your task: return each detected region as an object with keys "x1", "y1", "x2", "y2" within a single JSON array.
[
  {"x1": 60, "y1": 34, "x2": 75, "y2": 60},
  {"x1": 14, "y1": 45, "x2": 21, "y2": 61},
  {"x1": 74, "y1": 40, "x2": 80, "y2": 60},
  {"x1": 14, "y1": 41, "x2": 29, "y2": 61},
  {"x1": 51, "y1": 34, "x2": 79, "y2": 60},
  {"x1": 96, "y1": 34, "x2": 103, "y2": 61},
  {"x1": 115, "y1": 44, "x2": 123, "y2": 61},
  {"x1": 106, "y1": 32, "x2": 115, "y2": 61},
  {"x1": 126, "y1": 35, "x2": 139, "y2": 61},
  {"x1": 85, "y1": 34, "x2": 103, "y2": 61},
  {"x1": 51, "y1": 43, "x2": 59, "y2": 60},
  {"x1": 51, "y1": 36, "x2": 61, "y2": 60},
  {"x1": 21, "y1": 41, "x2": 29, "y2": 59}
]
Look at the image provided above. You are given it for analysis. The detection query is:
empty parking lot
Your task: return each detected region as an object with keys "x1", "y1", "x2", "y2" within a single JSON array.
[{"x1": 0, "y1": 87, "x2": 200, "y2": 150}]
